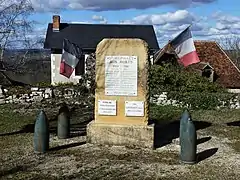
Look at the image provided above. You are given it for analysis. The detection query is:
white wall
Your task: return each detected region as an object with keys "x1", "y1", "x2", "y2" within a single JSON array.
[
  {"x1": 150, "y1": 55, "x2": 154, "y2": 65},
  {"x1": 51, "y1": 54, "x2": 89, "y2": 85},
  {"x1": 228, "y1": 89, "x2": 240, "y2": 93}
]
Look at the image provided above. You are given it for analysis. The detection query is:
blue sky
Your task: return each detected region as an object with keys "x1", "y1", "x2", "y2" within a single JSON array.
[{"x1": 30, "y1": 0, "x2": 240, "y2": 47}]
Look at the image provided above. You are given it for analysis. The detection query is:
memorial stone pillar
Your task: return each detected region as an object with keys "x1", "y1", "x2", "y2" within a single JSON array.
[{"x1": 87, "y1": 38, "x2": 154, "y2": 149}]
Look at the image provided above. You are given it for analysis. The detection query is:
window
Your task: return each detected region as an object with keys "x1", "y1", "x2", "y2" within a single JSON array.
[
  {"x1": 202, "y1": 69, "x2": 212, "y2": 78},
  {"x1": 202, "y1": 69, "x2": 214, "y2": 82},
  {"x1": 74, "y1": 54, "x2": 89, "y2": 77}
]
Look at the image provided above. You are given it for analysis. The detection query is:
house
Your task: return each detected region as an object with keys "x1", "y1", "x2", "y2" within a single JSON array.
[
  {"x1": 44, "y1": 15, "x2": 159, "y2": 85},
  {"x1": 189, "y1": 62, "x2": 214, "y2": 82},
  {"x1": 154, "y1": 40, "x2": 240, "y2": 90}
]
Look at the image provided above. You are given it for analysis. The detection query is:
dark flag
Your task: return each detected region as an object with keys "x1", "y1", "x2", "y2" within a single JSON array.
[{"x1": 60, "y1": 39, "x2": 83, "y2": 78}]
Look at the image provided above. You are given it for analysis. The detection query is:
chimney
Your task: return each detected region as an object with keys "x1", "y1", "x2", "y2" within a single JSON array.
[{"x1": 52, "y1": 15, "x2": 60, "y2": 32}]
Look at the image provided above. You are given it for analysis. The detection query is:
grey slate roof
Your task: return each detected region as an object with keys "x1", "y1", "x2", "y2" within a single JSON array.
[{"x1": 44, "y1": 23, "x2": 159, "y2": 51}]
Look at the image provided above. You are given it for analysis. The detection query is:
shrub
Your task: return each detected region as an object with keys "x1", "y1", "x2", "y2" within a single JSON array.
[
  {"x1": 149, "y1": 64, "x2": 225, "y2": 96},
  {"x1": 6, "y1": 86, "x2": 31, "y2": 96},
  {"x1": 167, "y1": 91, "x2": 238, "y2": 110},
  {"x1": 149, "y1": 64, "x2": 237, "y2": 110},
  {"x1": 35, "y1": 82, "x2": 52, "y2": 88}
]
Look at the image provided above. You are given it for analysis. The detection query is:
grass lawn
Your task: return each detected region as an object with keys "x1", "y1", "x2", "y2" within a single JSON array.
[{"x1": 0, "y1": 104, "x2": 240, "y2": 180}]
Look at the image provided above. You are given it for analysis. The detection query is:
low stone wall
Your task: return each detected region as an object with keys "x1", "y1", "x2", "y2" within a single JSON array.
[
  {"x1": 0, "y1": 85, "x2": 92, "y2": 106},
  {"x1": 1, "y1": 85, "x2": 240, "y2": 109},
  {"x1": 0, "y1": 87, "x2": 49, "y2": 104},
  {"x1": 228, "y1": 89, "x2": 240, "y2": 93},
  {"x1": 151, "y1": 92, "x2": 240, "y2": 109}
]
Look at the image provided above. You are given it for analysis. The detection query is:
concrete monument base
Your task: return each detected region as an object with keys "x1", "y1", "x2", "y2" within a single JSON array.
[{"x1": 86, "y1": 121, "x2": 154, "y2": 149}]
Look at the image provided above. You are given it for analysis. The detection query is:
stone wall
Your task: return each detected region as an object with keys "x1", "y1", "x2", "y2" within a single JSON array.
[
  {"x1": 0, "y1": 85, "x2": 92, "y2": 106},
  {"x1": 151, "y1": 92, "x2": 240, "y2": 109},
  {"x1": 1, "y1": 85, "x2": 240, "y2": 109}
]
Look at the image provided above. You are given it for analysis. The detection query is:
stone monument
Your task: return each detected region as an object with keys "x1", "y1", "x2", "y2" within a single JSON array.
[{"x1": 87, "y1": 38, "x2": 154, "y2": 149}]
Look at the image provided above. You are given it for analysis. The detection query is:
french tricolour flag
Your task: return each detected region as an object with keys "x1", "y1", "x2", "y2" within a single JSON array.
[
  {"x1": 60, "y1": 39, "x2": 83, "y2": 78},
  {"x1": 169, "y1": 26, "x2": 200, "y2": 67}
]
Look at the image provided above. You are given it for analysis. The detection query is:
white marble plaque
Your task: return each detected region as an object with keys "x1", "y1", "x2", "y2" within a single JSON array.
[
  {"x1": 98, "y1": 100, "x2": 117, "y2": 116},
  {"x1": 105, "y1": 56, "x2": 138, "y2": 96},
  {"x1": 125, "y1": 101, "x2": 144, "y2": 117}
]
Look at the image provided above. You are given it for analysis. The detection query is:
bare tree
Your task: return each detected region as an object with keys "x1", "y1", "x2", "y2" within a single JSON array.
[
  {"x1": 218, "y1": 36, "x2": 240, "y2": 68},
  {"x1": 0, "y1": 0, "x2": 34, "y2": 64}
]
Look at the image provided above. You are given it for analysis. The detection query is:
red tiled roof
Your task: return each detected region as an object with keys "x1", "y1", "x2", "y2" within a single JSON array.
[
  {"x1": 190, "y1": 62, "x2": 213, "y2": 71},
  {"x1": 191, "y1": 41, "x2": 240, "y2": 88}
]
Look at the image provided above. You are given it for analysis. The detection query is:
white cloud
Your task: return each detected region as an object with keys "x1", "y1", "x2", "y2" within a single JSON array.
[
  {"x1": 215, "y1": 22, "x2": 228, "y2": 30},
  {"x1": 30, "y1": 0, "x2": 216, "y2": 12},
  {"x1": 119, "y1": 20, "x2": 135, "y2": 24},
  {"x1": 212, "y1": 11, "x2": 240, "y2": 24},
  {"x1": 120, "y1": 10, "x2": 195, "y2": 25},
  {"x1": 120, "y1": 10, "x2": 206, "y2": 46},
  {"x1": 119, "y1": 10, "x2": 240, "y2": 47},
  {"x1": 92, "y1": 15, "x2": 107, "y2": 24},
  {"x1": 211, "y1": 12, "x2": 240, "y2": 37},
  {"x1": 70, "y1": 21, "x2": 91, "y2": 24},
  {"x1": 92, "y1": 15, "x2": 104, "y2": 21}
]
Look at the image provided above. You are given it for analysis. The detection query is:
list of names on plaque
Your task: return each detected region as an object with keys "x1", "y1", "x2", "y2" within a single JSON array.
[
  {"x1": 98, "y1": 100, "x2": 117, "y2": 116},
  {"x1": 105, "y1": 56, "x2": 138, "y2": 96},
  {"x1": 125, "y1": 101, "x2": 144, "y2": 117}
]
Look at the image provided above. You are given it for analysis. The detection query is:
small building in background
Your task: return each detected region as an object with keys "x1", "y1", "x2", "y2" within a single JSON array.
[
  {"x1": 44, "y1": 15, "x2": 159, "y2": 85},
  {"x1": 190, "y1": 62, "x2": 214, "y2": 82},
  {"x1": 154, "y1": 40, "x2": 240, "y2": 91}
]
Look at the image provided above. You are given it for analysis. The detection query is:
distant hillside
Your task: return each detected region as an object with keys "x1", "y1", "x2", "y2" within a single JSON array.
[
  {"x1": 3, "y1": 48, "x2": 50, "y2": 56},
  {"x1": 0, "y1": 49, "x2": 51, "y2": 86},
  {"x1": 3, "y1": 49, "x2": 51, "y2": 62}
]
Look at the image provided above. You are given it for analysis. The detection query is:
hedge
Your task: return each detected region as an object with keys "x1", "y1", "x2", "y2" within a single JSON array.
[
  {"x1": 149, "y1": 64, "x2": 225, "y2": 95},
  {"x1": 166, "y1": 91, "x2": 238, "y2": 110},
  {"x1": 149, "y1": 64, "x2": 238, "y2": 110}
]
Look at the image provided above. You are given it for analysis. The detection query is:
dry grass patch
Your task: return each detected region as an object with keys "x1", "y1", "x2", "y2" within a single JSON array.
[{"x1": 0, "y1": 104, "x2": 240, "y2": 179}]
